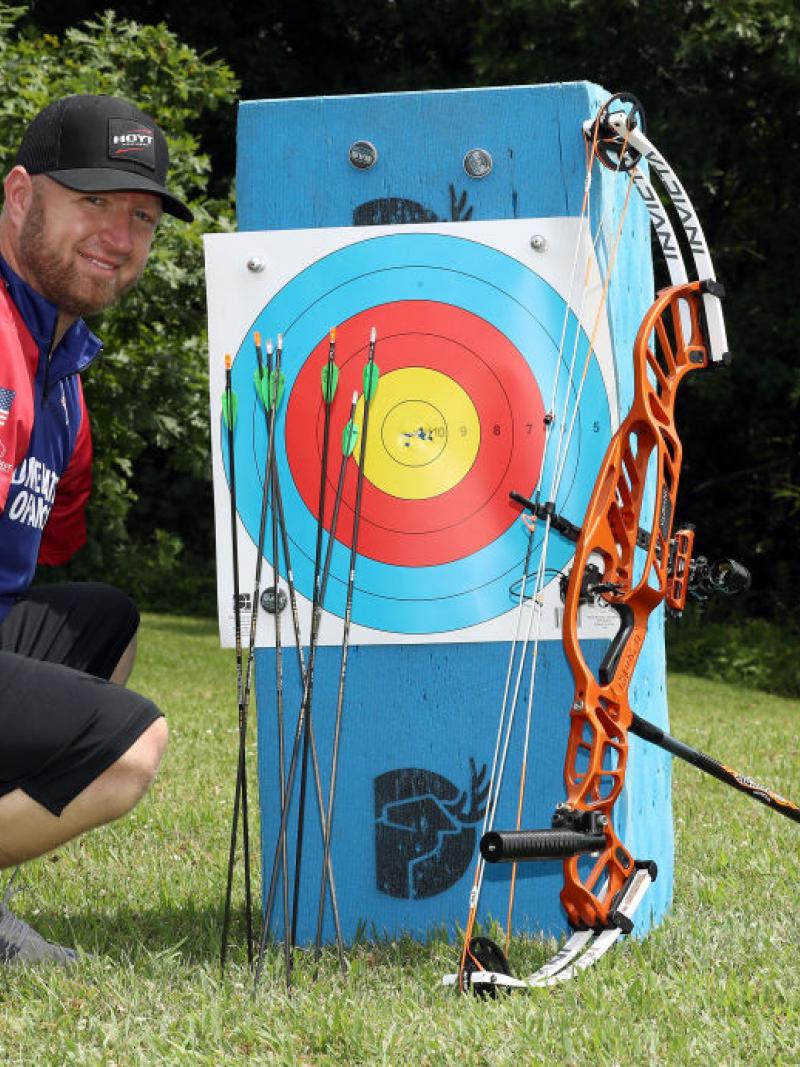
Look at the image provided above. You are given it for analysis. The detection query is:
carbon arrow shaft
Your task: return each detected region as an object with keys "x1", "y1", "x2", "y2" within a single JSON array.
[
  {"x1": 220, "y1": 353, "x2": 253, "y2": 969},
  {"x1": 291, "y1": 329, "x2": 339, "y2": 948},
  {"x1": 314, "y1": 329, "x2": 380, "y2": 957}
]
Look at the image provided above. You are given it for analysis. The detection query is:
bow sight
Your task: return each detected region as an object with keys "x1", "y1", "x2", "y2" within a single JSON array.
[
  {"x1": 511, "y1": 492, "x2": 751, "y2": 614},
  {"x1": 664, "y1": 525, "x2": 751, "y2": 616}
]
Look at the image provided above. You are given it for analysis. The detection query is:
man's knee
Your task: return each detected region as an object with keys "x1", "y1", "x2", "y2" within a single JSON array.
[
  {"x1": 0, "y1": 716, "x2": 168, "y2": 868},
  {"x1": 99, "y1": 715, "x2": 168, "y2": 819}
]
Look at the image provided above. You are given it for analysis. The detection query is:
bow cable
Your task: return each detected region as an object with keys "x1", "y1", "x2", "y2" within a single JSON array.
[
  {"x1": 502, "y1": 124, "x2": 640, "y2": 949},
  {"x1": 456, "y1": 93, "x2": 725, "y2": 990},
  {"x1": 457, "y1": 117, "x2": 624, "y2": 976}
]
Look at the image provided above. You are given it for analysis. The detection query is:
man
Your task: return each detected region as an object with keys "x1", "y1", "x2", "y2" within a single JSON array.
[{"x1": 0, "y1": 94, "x2": 192, "y2": 964}]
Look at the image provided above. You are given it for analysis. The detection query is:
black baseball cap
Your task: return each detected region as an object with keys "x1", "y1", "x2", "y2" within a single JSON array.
[{"x1": 14, "y1": 94, "x2": 193, "y2": 222}]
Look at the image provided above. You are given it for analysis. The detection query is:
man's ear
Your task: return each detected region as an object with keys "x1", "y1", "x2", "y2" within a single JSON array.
[{"x1": 2, "y1": 166, "x2": 35, "y2": 227}]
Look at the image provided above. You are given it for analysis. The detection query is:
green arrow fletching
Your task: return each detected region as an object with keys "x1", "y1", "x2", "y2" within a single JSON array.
[
  {"x1": 321, "y1": 362, "x2": 340, "y2": 403},
  {"x1": 222, "y1": 390, "x2": 238, "y2": 430},
  {"x1": 253, "y1": 368, "x2": 269, "y2": 409},
  {"x1": 342, "y1": 419, "x2": 359, "y2": 456},
  {"x1": 268, "y1": 370, "x2": 286, "y2": 409},
  {"x1": 363, "y1": 362, "x2": 380, "y2": 400}
]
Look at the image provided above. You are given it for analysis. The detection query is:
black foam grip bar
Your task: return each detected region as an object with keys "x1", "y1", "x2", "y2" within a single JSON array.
[{"x1": 480, "y1": 829, "x2": 606, "y2": 863}]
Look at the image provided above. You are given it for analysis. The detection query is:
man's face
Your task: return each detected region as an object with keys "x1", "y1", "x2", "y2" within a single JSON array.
[{"x1": 16, "y1": 176, "x2": 162, "y2": 317}]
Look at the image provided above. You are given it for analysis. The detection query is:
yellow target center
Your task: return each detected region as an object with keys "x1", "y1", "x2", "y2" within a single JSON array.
[{"x1": 354, "y1": 367, "x2": 480, "y2": 500}]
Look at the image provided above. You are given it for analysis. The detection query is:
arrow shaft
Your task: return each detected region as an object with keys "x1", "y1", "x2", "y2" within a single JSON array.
[
  {"x1": 291, "y1": 335, "x2": 339, "y2": 948},
  {"x1": 221, "y1": 359, "x2": 253, "y2": 969},
  {"x1": 314, "y1": 344, "x2": 378, "y2": 957}
]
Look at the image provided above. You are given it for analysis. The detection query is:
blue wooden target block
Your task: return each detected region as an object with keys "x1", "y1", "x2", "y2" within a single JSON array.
[{"x1": 236, "y1": 83, "x2": 674, "y2": 944}]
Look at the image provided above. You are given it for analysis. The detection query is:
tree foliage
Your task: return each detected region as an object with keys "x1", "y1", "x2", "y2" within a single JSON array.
[
  {"x1": 469, "y1": 0, "x2": 800, "y2": 624},
  {"x1": 4, "y1": 1, "x2": 799, "y2": 623},
  {"x1": 0, "y1": 5, "x2": 238, "y2": 609}
]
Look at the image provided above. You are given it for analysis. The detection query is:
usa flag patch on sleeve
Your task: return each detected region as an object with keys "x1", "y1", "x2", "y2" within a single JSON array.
[{"x1": 0, "y1": 386, "x2": 15, "y2": 427}]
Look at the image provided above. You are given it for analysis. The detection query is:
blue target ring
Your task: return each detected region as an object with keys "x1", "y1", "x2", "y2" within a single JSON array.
[{"x1": 223, "y1": 232, "x2": 611, "y2": 635}]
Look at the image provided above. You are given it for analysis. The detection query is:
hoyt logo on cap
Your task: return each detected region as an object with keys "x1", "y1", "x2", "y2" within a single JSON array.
[
  {"x1": 108, "y1": 119, "x2": 156, "y2": 171},
  {"x1": 13, "y1": 94, "x2": 193, "y2": 222}
]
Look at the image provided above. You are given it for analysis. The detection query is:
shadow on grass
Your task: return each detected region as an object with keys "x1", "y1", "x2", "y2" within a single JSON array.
[
  {"x1": 28, "y1": 899, "x2": 237, "y2": 966},
  {"x1": 28, "y1": 899, "x2": 456, "y2": 971}
]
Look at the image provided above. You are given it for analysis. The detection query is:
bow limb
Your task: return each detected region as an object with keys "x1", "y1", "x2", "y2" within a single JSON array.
[
  {"x1": 630, "y1": 168, "x2": 689, "y2": 288},
  {"x1": 592, "y1": 98, "x2": 729, "y2": 365},
  {"x1": 559, "y1": 279, "x2": 711, "y2": 928}
]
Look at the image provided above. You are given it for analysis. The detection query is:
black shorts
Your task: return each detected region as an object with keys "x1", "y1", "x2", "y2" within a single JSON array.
[{"x1": 0, "y1": 583, "x2": 163, "y2": 816}]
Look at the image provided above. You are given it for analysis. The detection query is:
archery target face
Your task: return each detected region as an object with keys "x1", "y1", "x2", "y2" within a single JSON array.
[{"x1": 205, "y1": 220, "x2": 618, "y2": 646}]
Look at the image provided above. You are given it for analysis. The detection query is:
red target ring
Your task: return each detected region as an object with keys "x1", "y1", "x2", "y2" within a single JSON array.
[{"x1": 285, "y1": 301, "x2": 545, "y2": 567}]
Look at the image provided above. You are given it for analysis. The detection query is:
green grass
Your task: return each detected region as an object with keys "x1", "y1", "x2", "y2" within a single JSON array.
[{"x1": 1, "y1": 615, "x2": 798, "y2": 1065}]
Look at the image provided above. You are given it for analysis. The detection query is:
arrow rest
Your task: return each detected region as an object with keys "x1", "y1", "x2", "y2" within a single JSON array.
[{"x1": 558, "y1": 561, "x2": 618, "y2": 608}]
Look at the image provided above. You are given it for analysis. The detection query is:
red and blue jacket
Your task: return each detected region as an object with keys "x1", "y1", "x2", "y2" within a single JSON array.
[{"x1": 0, "y1": 255, "x2": 101, "y2": 622}]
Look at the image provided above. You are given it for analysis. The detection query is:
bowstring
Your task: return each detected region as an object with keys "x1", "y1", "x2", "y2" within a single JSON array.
[
  {"x1": 460, "y1": 119, "x2": 637, "y2": 961},
  {"x1": 477, "y1": 133, "x2": 602, "y2": 840},
  {"x1": 501, "y1": 125, "x2": 637, "y2": 946},
  {"x1": 458, "y1": 120, "x2": 606, "y2": 975},
  {"x1": 550, "y1": 165, "x2": 636, "y2": 501}
]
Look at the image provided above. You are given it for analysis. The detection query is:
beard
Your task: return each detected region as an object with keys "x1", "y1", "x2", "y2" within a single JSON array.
[{"x1": 17, "y1": 187, "x2": 143, "y2": 318}]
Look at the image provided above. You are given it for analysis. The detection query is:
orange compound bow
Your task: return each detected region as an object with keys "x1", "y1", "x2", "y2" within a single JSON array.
[
  {"x1": 445, "y1": 94, "x2": 795, "y2": 996},
  {"x1": 452, "y1": 282, "x2": 715, "y2": 993},
  {"x1": 557, "y1": 278, "x2": 713, "y2": 931}
]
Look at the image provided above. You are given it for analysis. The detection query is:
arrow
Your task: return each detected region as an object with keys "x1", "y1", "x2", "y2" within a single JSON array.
[
  {"x1": 291, "y1": 327, "x2": 339, "y2": 952},
  {"x1": 220, "y1": 352, "x2": 253, "y2": 970},
  {"x1": 255, "y1": 353, "x2": 371, "y2": 988},
  {"x1": 313, "y1": 328, "x2": 380, "y2": 958}
]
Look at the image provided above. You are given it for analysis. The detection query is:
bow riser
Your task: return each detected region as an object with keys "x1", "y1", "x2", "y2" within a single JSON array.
[{"x1": 559, "y1": 281, "x2": 711, "y2": 929}]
